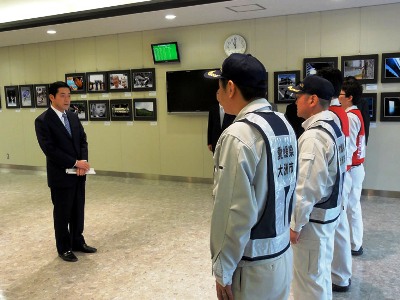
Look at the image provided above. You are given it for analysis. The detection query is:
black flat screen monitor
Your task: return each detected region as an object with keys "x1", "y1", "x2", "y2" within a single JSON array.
[
  {"x1": 151, "y1": 42, "x2": 180, "y2": 63},
  {"x1": 166, "y1": 68, "x2": 219, "y2": 113}
]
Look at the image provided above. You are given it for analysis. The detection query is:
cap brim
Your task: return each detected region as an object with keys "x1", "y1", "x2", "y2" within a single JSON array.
[
  {"x1": 287, "y1": 85, "x2": 303, "y2": 94},
  {"x1": 204, "y1": 69, "x2": 222, "y2": 79}
]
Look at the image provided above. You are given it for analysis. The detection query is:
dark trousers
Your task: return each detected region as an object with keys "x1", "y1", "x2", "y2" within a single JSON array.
[{"x1": 50, "y1": 182, "x2": 86, "y2": 254}]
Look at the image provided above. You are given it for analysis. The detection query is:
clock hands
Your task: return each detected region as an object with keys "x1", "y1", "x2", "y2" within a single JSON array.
[{"x1": 224, "y1": 35, "x2": 246, "y2": 56}]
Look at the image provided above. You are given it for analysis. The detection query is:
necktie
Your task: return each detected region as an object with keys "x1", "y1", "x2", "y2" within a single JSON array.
[{"x1": 62, "y1": 113, "x2": 72, "y2": 136}]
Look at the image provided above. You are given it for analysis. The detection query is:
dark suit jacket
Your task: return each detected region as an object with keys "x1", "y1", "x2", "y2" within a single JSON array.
[
  {"x1": 35, "y1": 108, "x2": 88, "y2": 188},
  {"x1": 357, "y1": 98, "x2": 370, "y2": 145},
  {"x1": 285, "y1": 102, "x2": 305, "y2": 139},
  {"x1": 207, "y1": 104, "x2": 235, "y2": 152}
]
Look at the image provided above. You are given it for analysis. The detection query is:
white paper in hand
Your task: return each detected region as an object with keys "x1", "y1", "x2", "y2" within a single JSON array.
[{"x1": 66, "y1": 168, "x2": 96, "y2": 175}]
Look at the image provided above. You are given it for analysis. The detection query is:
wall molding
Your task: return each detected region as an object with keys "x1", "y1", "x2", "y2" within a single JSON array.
[
  {"x1": 2, "y1": 164, "x2": 399, "y2": 198},
  {"x1": 361, "y1": 189, "x2": 400, "y2": 199},
  {"x1": 0, "y1": 164, "x2": 213, "y2": 184}
]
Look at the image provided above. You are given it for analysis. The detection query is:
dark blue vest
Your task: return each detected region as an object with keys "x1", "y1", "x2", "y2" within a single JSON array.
[
  {"x1": 308, "y1": 119, "x2": 346, "y2": 224},
  {"x1": 238, "y1": 111, "x2": 297, "y2": 261}
]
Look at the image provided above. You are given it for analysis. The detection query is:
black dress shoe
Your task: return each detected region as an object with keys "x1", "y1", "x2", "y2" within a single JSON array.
[
  {"x1": 59, "y1": 250, "x2": 78, "y2": 262},
  {"x1": 351, "y1": 246, "x2": 363, "y2": 256},
  {"x1": 73, "y1": 243, "x2": 97, "y2": 253},
  {"x1": 333, "y1": 279, "x2": 351, "y2": 292}
]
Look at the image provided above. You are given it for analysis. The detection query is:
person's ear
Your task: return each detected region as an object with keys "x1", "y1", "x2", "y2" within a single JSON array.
[
  {"x1": 309, "y1": 94, "x2": 318, "y2": 107},
  {"x1": 227, "y1": 80, "x2": 236, "y2": 98},
  {"x1": 348, "y1": 95, "x2": 353, "y2": 103}
]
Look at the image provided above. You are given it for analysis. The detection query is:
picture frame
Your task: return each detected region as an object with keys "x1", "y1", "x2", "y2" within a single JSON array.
[
  {"x1": 303, "y1": 57, "x2": 338, "y2": 77},
  {"x1": 380, "y1": 93, "x2": 400, "y2": 122},
  {"x1": 108, "y1": 70, "x2": 131, "y2": 92},
  {"x1": 110, "y1": 99, "x2": 133, "y2": 121},
  {"x1": 274, "y1": 71, "x2": 300, "y2": 103},
  {"x1": 361, "y1": 93, "x2": 377, "y2": 122},
  {"x1": 19, "y1": 85, "x2": 34, "y2": 108},
  {"x1": 65, "y1": 73, "x2": 86, "y2": 94},
  {"x1": 86, "y1": 72, "x2": 108, "y2": 93},
  {"x1": 341, "y1": 54, "x2": 379, "y2": 84},
  {"x1": 69, "y1": 100, "x2": 88, "y2": 121},
  {"x1": 381, "y1": 52, "x2": 400, "y2": 83},
  {"x1": 88, "y1": 100, "x2": 110, "y2": 121},
  {"x1": 34, "y1": 84, "x2": 50, "y2": 108},
  {"x1": 4, "y1": 85, "x2": 20, "y2": 108},
  {"x1": 133, "y1": 98, "x2": 157, "y2": 121},
  {"x1": 131, "y1": 68, "x2": 156, "y2": 91}
]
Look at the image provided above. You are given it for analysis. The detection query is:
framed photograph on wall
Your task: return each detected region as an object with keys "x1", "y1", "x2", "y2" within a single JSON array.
[
  {"x1": 381, "y1": 52, "x2": 400, "y2": 83},
  {"x1": 361, "y1": 93, "x2": 377, "y2": 122},
  {"x1": 303, "y1": 57, "x2": 338, "y2": 77},
  {"x1": 380, "y1": 93, "x2": 400, "y2": 122},
  {"x1": 341, "y1": 54, "x2": 379, "y2": 84},
  {"x1": 69, "y1": 100, "x2": 88, "y2": 121},
  {"x1": 110, "y1": 99, "x2": 133, "y2": 121},
  {"x1": 86, "y1": 72, "x2": 108, "y2": 93},
  {"x1": 19, "y1": 85, "x2": 34, "y2": 108},
  {"x1": 34, "y1": 84, "x2": 49, "y2": 107},
  {"x1": 88, "y1": 100, "x2": 110, "y2": 121},
  {"x1": 131, "y1": 68, "x2": 156, "y2": 91},
  {"x1": 133, "y1": 98, "x2": 157, "y2": 121},
  {"x1": 4, "y1": 85, "x2": 20, "y2": 108},
  {"x1": 274, "y1": 71, "x2": 300, "y2": 103},
  {"x1": 108, "y1": 70, "x2": 131, "y2": 92},
  {"x1": 65, "y1": 73, "x2": 86, "y2": 94}
]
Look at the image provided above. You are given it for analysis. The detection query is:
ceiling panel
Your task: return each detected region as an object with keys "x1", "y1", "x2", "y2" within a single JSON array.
[{"x1": 0, "y1": 0, "x2": 399, "y2": 47}]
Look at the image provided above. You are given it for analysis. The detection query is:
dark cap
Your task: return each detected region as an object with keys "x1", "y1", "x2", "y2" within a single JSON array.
[
  {"x1": 204, "y1": 53, "x2": 267, "y2": 89},
  {"x1": 287, "y1": 75, "x2": 335, "y2": 100}
]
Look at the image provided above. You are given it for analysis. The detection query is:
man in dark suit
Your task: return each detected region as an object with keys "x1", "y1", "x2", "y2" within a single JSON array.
[
  {"x1": 207, "y1": 92, "x2": 235, "y2": 153},
  {"x1": 357, "y1": 98, "x2": 370, "y2": 145},
  {"x1": 285, "y1": 102, "x2": 304, "y2": 139},
  {"x1": 35, "y1": 81, "x2": 97, "y2": 262}
]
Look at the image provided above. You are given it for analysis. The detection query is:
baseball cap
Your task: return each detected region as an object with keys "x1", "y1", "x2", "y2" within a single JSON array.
[
  {"x1": 287, "y1": 75, "x2": 334, "y2": 100},
  {"x1": 204, "y1": 53, "x2": 267, "y2": 89}
]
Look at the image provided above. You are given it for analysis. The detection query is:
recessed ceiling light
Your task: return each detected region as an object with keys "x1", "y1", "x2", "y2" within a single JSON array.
[
  {"x1": 165, "y1": 14, "x2": 176, "y2": 20},
  {"x1": 47, "y1": 30, "x2": 57, "y2": 34}
]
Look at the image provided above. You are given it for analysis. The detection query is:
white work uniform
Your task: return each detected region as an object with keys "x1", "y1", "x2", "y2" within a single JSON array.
[
  {"x1": 346, "y1": 105, "x2": 366, "y2": 251},
  {"x1": 291, "y1": 111, "x2": 340, "y2": 300},
  {"x1": 210, "y1": 98, "x2": 296, "y2": 300},
  {"x1": 330, "y1": 98, "x2": 353, "y2": 287}
]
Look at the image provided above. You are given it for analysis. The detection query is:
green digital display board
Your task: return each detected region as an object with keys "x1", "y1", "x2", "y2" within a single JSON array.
[{"x1": 151, "y1": 42, "x2": 180, "y2": 63}]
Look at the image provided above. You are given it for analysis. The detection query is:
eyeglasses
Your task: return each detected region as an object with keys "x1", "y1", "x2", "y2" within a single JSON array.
[{"x1": 339, "y1": 93, "x2": 346, "y2": 96}]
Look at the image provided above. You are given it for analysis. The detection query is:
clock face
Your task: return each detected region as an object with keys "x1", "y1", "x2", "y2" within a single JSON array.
[{"x1": 224, "y1": 34, "x2": 247, "y2": 56}]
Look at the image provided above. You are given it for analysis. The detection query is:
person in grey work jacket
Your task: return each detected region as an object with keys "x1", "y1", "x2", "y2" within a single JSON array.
[
  {"x1": 288, "y1": 75, "x2": 347, "y2": 300},
  {"x1": 317, "y1": 68, "x2": 353, "y2": 293},
  {"x1": 206, "y1": 53, "x2": 298, "y2": 300}
]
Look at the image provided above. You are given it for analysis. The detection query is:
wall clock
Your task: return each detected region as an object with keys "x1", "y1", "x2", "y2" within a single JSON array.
[{"x1": 224, "y1": 34, "x2": 247, "y2": 56}]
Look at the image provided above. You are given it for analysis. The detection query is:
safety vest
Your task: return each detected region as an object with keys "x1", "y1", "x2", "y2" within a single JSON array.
[
  {"x1": 238, "y1": 111, "x2": 297, "y2": 261},
  {"x1": 329, "y1": 105, "x2": 351, "y2": 170},
  {"x1": 329, "y1": 105, "x2": 350, "y2": 138},
  {"x1": 308, "y1": 119, "x2": 346, "y2": 224},
  {"x1": 348, "y1": 109, "x2": 366, "y2": 166}
]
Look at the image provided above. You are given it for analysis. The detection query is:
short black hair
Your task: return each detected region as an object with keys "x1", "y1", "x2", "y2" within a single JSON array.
[
  {"x1": 220, "y1": 78, "x2": 266, "y2": 102},
  {"x1": 316, "y1": 67, "x2": 343, "y2": 98},
  {"x1": 49, "y1": 81, "x2": 70, "y2": 98},
  {"x1": 342, "y1": 76, "x2": 363, "y2": 105},
  {"x1": 318, "y1": 98, "x2": 331, "y2": 110}
]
